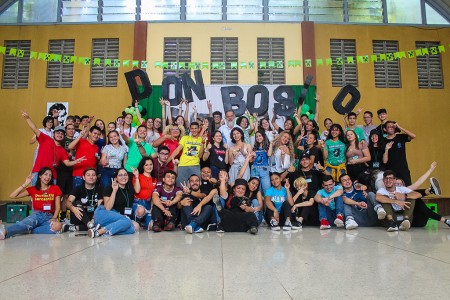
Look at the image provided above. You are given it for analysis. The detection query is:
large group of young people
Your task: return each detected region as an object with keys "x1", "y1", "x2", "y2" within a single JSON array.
[{"x1": 0, "y1": 95, "x2": 448, "y2": 241}]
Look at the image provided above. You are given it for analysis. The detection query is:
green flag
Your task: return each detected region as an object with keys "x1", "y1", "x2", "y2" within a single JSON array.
[
  {"x1": 421, "y1": 48, "x2": 429, "y2": 55},
  {"x1": 429, "y1": 47, "x2": 438, "y2": 55},
  {"x1": 9, "y1": 48, "x2": 17, "y2": 56},
  {"x1": 346, "y1": 56, "x2": 354, "y2": 64},
  {"x1": 123, "y1": 60, "x2": 130, "y2": 67},
  {"x1": 141, "y1": 60, "x2": 148, "y2": 68},
  {"x1": 248, "y1": 62, "x2": 255, "y2": 69},
  {"x1": 17, "y1": 49, "x2": 25, "y2": 58},
  {"x1": 105, "y1": 58, "x2": 112, "y2": 66},
  {"x1": 240, "y1": 62, "x2": 247, "y2": 69},
  {"x1": 201, "y1": 62, "x2": 209, "y2": 69},
  {"x1": 335, "y1": 57, "x2": 343, "y2": 65},
  {"x1": 30, "y1": 51, "x2": 37, "y2": 59},
  {"x1": 113, "y1": 59, "x2": 120, "y2": 67},
  {"x1": 276, "y1": 60, "x2": 284, "y2": 68},
  {"x1": 63, "y1": 56, "x2": 71, "y2": 64},
  {"x1": 438, "y1": 45, "x2": 445, "y2": 53},
  {"x1": 386, "y1": 53, "x2": 394, "y2": 61},
  {"x1": 304, "y1": 59, "x2": 312, "y2": 67},
  {"x1": 84, "y1": 57, "x2": 91, "y2": 65},
  {"x1": 259, "y1": 61, "x2": 267, "y2": 69},
  {"x1": 93, "y1": 58, "x2": 101, "y2": 66},
  {"x1": 316, "y1": 58, "x2": 323, "y2": 66},
  {"x1": 0, "y1": 46, "x2": 5, "y2": 54},
  {"x1": 326, "y1": 58, "x2": 333, "y2": 66},
  {"x1": 407, "y1": 50, "x2": 414, "y2": 58},
  {"x1": 379, "y1": 54, "x2": 386, "y2": 61},
  {"x1": 230, "y1": 62, "x2": 238, "y2": 69},
  {"x1": 268, "y1": 61, "x2": 275, "y2": 68},
  {"x1": 132, "y1": 60, "x2": 139, "y2": 67}
]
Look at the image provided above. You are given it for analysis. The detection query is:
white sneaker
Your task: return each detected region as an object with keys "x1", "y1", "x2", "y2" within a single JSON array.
[
  {"x1": 270, "y1": 219, "x2": 280, "y2": 231},
  {"x1": 399, "y1": 219, "x2": 411, "y2": 231},
  {"x1": 282, "y1": 220, "x2": 292, "y2": 231},
  {"x1": 345, "y1": 218, "x2": 359, "y2": 230},
  {"x1": 376, "y1": 207, "x2": 387, "y2": 220},
  {"x1": 0, "y1": 223, "x2": 6, "y2": 240}
]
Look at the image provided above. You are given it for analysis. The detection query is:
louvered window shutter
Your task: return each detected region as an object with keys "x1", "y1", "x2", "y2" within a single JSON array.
[
  {"x1": 210, "y1": 37, "x2": 238, "y2": 84},
  {"x1": 330, "y1": 39, "x2": 358, "y2": 87},
  {"x1": 372, "y1": 40, "x2": 401, "y2": 88},
  {"x1": 2, "y1": 40, "x2": 31, "y2": 89},
  {"x1": 47, "y1": 39, "x2": 75, "y2": 88},
  {"x1": 90, "y1": 38, "x2": 119, "y2": 87},
  {"x1": 416, "y1": 41, "x2": 443, "y2": 89},
  {"x1": 163, "y1": 38, "x2": 192, "y2": 78},
  {"x1": 257, "y1": 38, "x2": 285, "y2": 85}
]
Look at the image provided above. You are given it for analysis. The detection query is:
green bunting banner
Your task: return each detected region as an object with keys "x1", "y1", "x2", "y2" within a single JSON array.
[{"x1": 0, "y1": 44, "x2": 448, "y2": 71}]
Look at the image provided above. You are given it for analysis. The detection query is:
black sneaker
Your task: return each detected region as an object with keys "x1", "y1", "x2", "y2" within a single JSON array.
[
  {"x1": 291, "y1": 220, "x2": 302, "y2": 230},
  {"x1": 216, "y1": 223, "x2": 225, "y2": 233},
  {"x1": 269, "y1": 219, "x2": 280, "y2": 231},
  {"x1": 61, "y1": 224, "x2": 77, "y2": 233},
  {"x1": 444, "y1": 219, "x2": 450, "y2": 227},
  {"x1": 206, "y1": 223, "x2": 217, "y2": 231},
  {"x1": 213, "y1": 194, "x2": 222, "y2": 212},
  {"x1": 430, "y1": 178, "x2": 441, "y2": 196},
  {"x1": 88, "y1": 224, "x2": 101, "y2": 238},
  {"x1": 249, "y1": 226, "x2": 258, "y2": 234},
  {"x1": 387, "y1": 220, "x2": 398, "y2": 232}
]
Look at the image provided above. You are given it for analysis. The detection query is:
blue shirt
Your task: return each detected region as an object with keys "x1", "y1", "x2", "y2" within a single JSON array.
[
  {"x1": 253, "y1": 148, "x2": 269, "y2": 167},
  {"x1": 265, "y1": 186, "x2": 288, "y2": 213}
]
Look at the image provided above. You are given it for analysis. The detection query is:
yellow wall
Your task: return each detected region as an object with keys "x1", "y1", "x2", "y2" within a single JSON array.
[
  {"x1": 146, "y1": 23, "x2": 304, "y2": 85},
  {"x1": 314, "y1": 24, "x2": 450, "y2": 194},
  {"x1": 0, "y1": 24, "x2": 134, "y2": 198},
  {"x1": 1, "y1": 22, "x2": 448, "y2": 198}
]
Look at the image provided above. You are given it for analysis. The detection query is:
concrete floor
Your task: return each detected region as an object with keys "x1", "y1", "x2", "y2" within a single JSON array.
[{"x1": 1, "y1": 221, "x2": 449, "y2": 299}]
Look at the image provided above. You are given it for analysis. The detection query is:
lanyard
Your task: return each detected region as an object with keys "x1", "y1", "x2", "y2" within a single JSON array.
[
  {"x1": 85, "y1": 186, "x2": 96, "y2": 206},
  {"x1": 119, "y1": 187, "x2": 130, "y2": 207}
]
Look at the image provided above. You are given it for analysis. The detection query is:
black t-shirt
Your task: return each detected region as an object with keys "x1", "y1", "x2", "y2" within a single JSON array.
[
  {"x1": 209, "y1": 144, "x2": 227, "y2": 170},
  {"x1": 384, "y1": 134, "x2": 410, "y2": 174},
  {"x1": 368, "y1": 145, "x2": 386, "y2": 170},
  {"x1": 304, "y1": 145, "x2": 324, "y2": 166},
  {"x1": 104, "y1": 186, "x2": 134, "y2": 215},
  {"x1": 287, "y1": 168, "x2": 323, "y2": 194},
  {"x1": 293, "y1": 190, "x2": 315, "y2": 205},
  {"x1": 70, "y1": 185, "x2": 103, "y2": 215}
]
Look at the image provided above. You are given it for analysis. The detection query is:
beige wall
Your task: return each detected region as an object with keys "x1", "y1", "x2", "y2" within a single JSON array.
[
  {"x1": 314, "y1": 24, "x2": 450, "y2": 194},
  {"x1": 146, "y1": 23, "x2": 304, "y2": 85},
  {"x1": 0, "y1": 24, "x2": 134, "y2": 198}
]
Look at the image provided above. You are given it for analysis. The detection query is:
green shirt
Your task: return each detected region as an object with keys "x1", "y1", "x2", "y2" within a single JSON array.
[
  {"x1": 125, "y1": 138, "x2": 155, "y2": 172},
  {"x1": 325, "y1": 139, "x2": 346, "y2": 166}
]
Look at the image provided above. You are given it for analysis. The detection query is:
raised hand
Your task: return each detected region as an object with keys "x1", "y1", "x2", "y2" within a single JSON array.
[
  {"x1": 111, "y1": 179, "x2": 119, "y2": 191},
  {"x1": 385, "y1": 141, "x2": 394, "y2": 150}
]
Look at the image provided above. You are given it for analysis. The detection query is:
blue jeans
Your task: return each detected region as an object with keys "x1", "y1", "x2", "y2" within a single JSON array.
[
  {"x1": 132, "y1": 199, "x2": 152, "y2": 229},
  {"x1": 215, "y1": 197, "x2": 227, "y2": 223},
  {"x1": 182, "y1": 204, "x2": 214, "y2": 228},
  {"x1": 99, "y1": 167, "x2": 117, "y2": 189},
  {"x1": 6, "y1": 211, "x2": 56, "y2": 237},
  {"x1": 94, "y1": 205, "x2": 135, "y2": 236},
  {"x1": 252, "y1": 199, "x2": 263, "y2": 224},
  {"x1": 251, "y1": 166, "x2": 271, "y2": 195},
  {"x1": 344, "y1": 192, "x2": 381, "y2": 227},
  {"x1": 73, "y1": 176, "x2": 84, "y2": 189},
  {"x1": 318, "y1": 196, "x2": 344, "y2": 224}
]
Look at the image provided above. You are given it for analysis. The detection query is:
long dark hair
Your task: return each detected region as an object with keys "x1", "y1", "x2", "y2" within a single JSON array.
[
  {"x1": 247, "y1": 177, "x2": 260, "y2": 199},
  {"x1": 35, "y1": 167, "x2": 53, "y2": 191},
  {"x1": 326, "y1": 123, "x2": 345, "y2": 143},
  {"x1": 210, "y1": 130, "x2": 225, "y2": 148},
  {"x1": 138, "y1": 157, "x2": 154, "y2": 174},
  {"x1": 253, "y1": 130, "x2": 270, "y2": 151},
  {"x1": 368, "y1": 131, "x2": 385, "y2": 149}
]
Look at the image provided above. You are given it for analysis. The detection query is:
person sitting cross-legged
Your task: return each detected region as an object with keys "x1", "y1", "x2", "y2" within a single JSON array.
[
  {"x1": 179, "y1": 174, "x2": 214, "y2": 234},
  {"x1": 151, "y1": 170, "x2": 183, "y2": 232},
  {"x1": 314, "y1": 175, "x2": 345, "y2": 230}
]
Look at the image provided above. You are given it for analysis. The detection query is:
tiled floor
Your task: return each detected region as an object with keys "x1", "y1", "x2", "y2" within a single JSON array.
[{"x1": 1, "y1": 221, "x2": 450, "y2": 299}]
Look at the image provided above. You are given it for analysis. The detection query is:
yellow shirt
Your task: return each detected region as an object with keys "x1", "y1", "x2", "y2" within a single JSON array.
[{"x1": 179, "y1": 135, "x2": 203, "y2": 167}]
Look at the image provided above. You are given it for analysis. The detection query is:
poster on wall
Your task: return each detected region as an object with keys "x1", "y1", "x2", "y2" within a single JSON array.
[{"x1": 46, "y1": 102, "x2": 69, "y2": 127}]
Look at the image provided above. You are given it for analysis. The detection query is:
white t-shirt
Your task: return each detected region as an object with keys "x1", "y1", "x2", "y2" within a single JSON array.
[{"x1": 377, "y1": 186, "x2": 412, "y2": 211}]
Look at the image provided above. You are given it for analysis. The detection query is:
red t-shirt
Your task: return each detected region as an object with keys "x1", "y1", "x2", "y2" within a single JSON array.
[
  {"x1": 27, "y1": 185, "x2": 62, "y2": 213},
  {"x1": 73, "y1": 139, "x2": 99, "y2": 177},
  {"x1": 162, "y1": 136, "x2": 179, "y2": 170},
  {"x1": 133, "y1": 174, "x2": 158, "y2": 200},
  {"x1": 32, "y1": 133, "x2": 68, "y2": 179}
]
